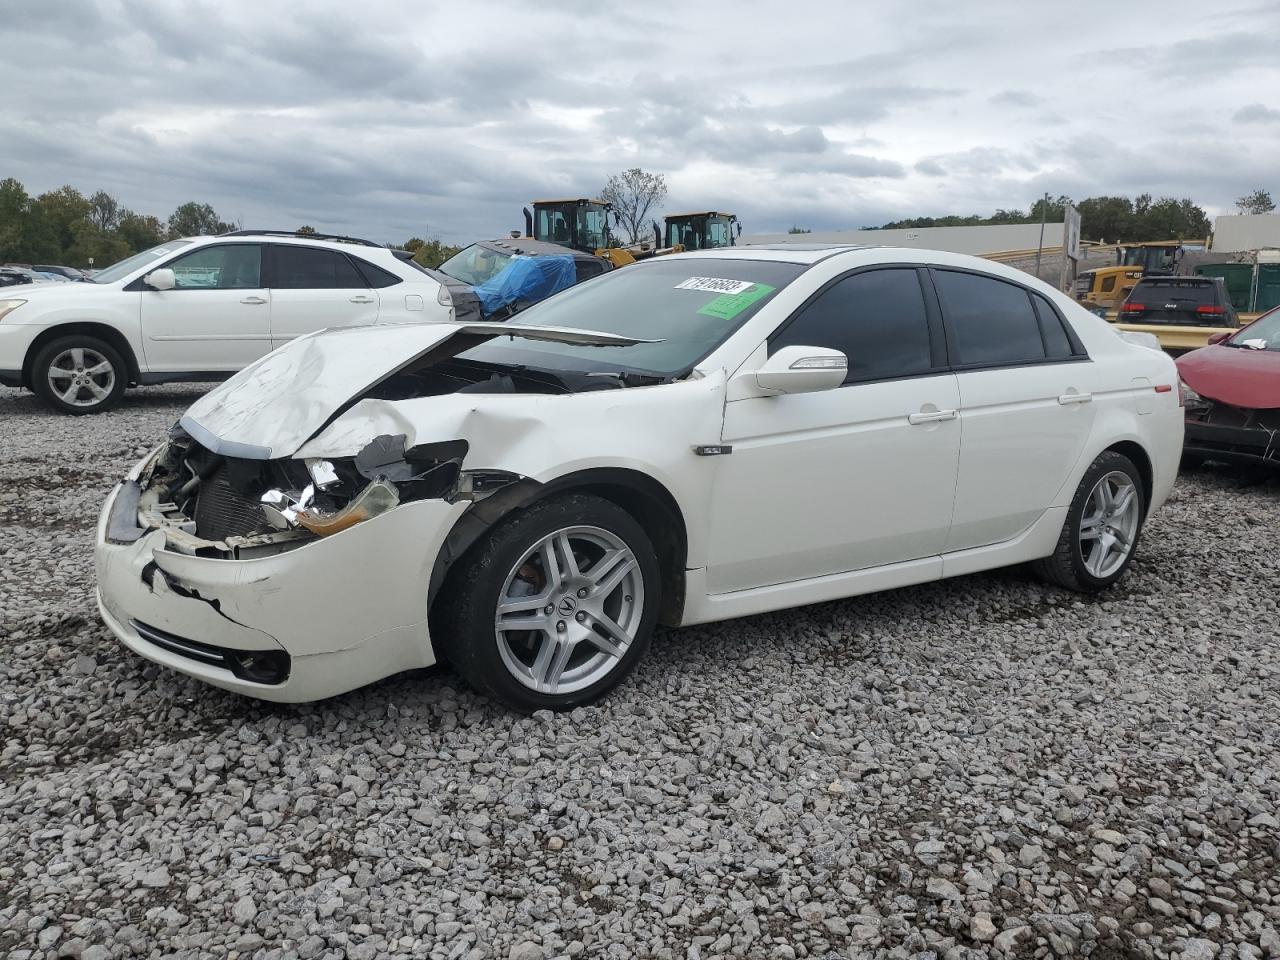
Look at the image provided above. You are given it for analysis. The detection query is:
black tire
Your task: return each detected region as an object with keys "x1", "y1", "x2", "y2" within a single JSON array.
[
  {"x1": 31, "y1": 335, "x2": 127, "y2": 414},
  {"x1": 1032, "y1": 450, "x2": 1147, "y2": 593},
  {"x1": 436, "y1": 493, "x2": 660, "y2": 712}
]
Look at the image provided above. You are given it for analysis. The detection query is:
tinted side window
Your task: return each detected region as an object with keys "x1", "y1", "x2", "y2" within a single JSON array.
[
  {"x1": 934, "y1": 270, "x2": 1045, "y2": 365},
  {"x1": 574, "y1": 258, "x2": 605, "y2": 284},
  {"x1": 770, "y1": 268, "x2": 934, "y2": 383},
  {"x1": 350, "y1": 257, "x2": 402, "y2": 288},
  {"x1": 272, "y1": 246, "x2": 366, "y2": 289},
  {"x1": 168, "y1": 245, "x2": 262, "y2": 290},
  {"x1": 1032, "y1": 292, "x2": 1074, "y2": 358}
]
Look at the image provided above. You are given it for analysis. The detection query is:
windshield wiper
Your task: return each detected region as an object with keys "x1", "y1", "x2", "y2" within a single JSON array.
[{"x1": 584, "y1": 370, "x2": 668, "y2": 387}]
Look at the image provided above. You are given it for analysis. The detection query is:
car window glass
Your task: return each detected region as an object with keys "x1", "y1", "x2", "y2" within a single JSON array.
[
  {"x1": 1130, "y1": 279, "x2": 1216, "y2": 305},
  {"x1": 1032, "y1": 292, "x2": 1074, "y2": 358},
  {"x1": 350, "y1": 257, "x2": 402, "y2": 288},
  {"x1": 769, "y1": 268, "x2": 933, "y2": 382},
  {"x1": 273, "y1": 246, "x2": 366, "y2": 289},
  {"x1": 934, "y1": 270, "x2": 1046, "y2": 365},
  {"x1": 169, "y1": 245, "x2": 262, "y2": 290},
  {"x1": 574, "y1": 258, "x2": 605, "y2": 283}
]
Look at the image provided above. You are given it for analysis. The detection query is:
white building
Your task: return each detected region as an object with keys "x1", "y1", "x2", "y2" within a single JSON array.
[
  {"x1": 742, "y1": 222, "x2": 1067, "y2": 256},
  {"x1": 1211, "y1": 215, "x2": 1280, "y2": 253}
]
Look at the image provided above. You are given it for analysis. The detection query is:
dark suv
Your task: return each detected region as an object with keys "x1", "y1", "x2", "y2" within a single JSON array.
[{"x1": 1119, "y1": 276, "x2": 1238, "y2": 326}]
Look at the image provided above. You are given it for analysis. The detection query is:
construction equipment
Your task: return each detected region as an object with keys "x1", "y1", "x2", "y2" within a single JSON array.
[
  {"x1": 520, "y1": 198, "x2": 676, "y2": 268},
  {"x1": 654, "y1": 211, "x2": 740, "y2": 251},
  {"x1": 1074, "y1": 240, "x2": 1204, "y2": 310}
]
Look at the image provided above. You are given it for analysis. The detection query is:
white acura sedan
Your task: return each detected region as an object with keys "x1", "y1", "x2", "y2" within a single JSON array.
[{"x1": 95, "y1": 245, "x2": 1183, "y2": 711}]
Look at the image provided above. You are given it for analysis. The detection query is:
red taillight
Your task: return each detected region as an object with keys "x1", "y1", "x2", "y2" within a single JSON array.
[
  {"x1": 1121, "y1": 302, "x2": 1146, "y2": 313},
  {"x1": 1154, "y1": 383, "x2": 1173, "y2": 393},
  {"x1": 1195, "y1": 305, "x2": 1225, "y2": 315}
]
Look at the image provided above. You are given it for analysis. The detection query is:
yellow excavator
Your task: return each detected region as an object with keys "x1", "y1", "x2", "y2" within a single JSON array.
[
  {"x1": 1074, "y1": 241, "x2": 1203, "y2": 310},
  {"x1": 655, "y1": 211, "x2": 741, "y2": 251},
  {"x1": 520, "y1": 198, "x2": 678, "y2": 268}
]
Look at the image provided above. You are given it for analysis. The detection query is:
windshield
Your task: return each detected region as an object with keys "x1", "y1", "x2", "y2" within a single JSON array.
[
  {"x1": 437, "y1": 244, "x2": 514, "y2": 286},
  {"x1": 460, "y1": 256, "x2": 804, "y2": 378},
  {"x1": 1229, "y1": 307, "x2": 1280, "y2": 351},
  {"x1": 1122, "y1": 247, "x2": 1177, "y2": 272},
  {"x1": 93, "y1": 240, "x2": 192, "y2": 284},
  {"x1": 705, "y1": 218, "x2": 732, "y2": 247}
]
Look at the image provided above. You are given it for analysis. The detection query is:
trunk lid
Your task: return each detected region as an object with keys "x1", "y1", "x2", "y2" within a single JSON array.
[{"x1": 179, "y1": 321, "x2": 653, "y2": 459}]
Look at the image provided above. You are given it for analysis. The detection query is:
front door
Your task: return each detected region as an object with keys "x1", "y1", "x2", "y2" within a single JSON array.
[
  {"x1": 266, "y1": 244, "x2": 380, "y2": 349},
  {"x1": 139, "y1": 243, "x2": 271, "y2": 372},
  {"x1": 930, "y1": 269, "x2": 1099, "y2": 550},
  {"x1": 706, "y1": 267, "x2": 961, "y2": 594}
]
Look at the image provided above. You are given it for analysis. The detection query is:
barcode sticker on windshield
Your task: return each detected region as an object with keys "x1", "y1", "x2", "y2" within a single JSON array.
[{"x1": 675, "y1": 277, "x2": 755, "y2": 294}]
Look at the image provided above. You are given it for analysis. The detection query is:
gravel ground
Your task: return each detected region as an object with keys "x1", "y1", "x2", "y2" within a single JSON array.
[{"x1": 1, "y1": 384, "x2": 1279, "y2": 960}]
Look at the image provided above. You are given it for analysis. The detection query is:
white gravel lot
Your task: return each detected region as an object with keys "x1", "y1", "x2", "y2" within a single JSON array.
[{"x1": 1, "y1": 384, "x2": 1278, "y2": 960}]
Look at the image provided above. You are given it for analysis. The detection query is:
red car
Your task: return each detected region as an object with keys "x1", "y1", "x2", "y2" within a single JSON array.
[{"x1": 1176, "y1": 305, "x2": 1280, "y2": 468}]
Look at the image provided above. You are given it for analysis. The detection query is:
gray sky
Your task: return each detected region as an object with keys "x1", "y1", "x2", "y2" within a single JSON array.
[{"x1": 4, "y1": 0, "x2": 1278, "y2": 244}]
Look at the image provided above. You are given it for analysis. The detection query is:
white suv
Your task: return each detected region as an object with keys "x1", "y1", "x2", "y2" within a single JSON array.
[{"x1": 0, "y1": 231, "x2": 453, "y2": 414}]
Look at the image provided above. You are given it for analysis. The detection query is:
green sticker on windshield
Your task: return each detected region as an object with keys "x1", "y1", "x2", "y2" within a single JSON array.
[{"x1": 696, "y1": 283, "x2": 775, "y2": 320}]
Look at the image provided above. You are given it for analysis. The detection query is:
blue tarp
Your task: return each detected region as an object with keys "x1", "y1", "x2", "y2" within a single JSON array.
[{"x1": 473, "y1": 254, "x2": 577, "y2": 317}]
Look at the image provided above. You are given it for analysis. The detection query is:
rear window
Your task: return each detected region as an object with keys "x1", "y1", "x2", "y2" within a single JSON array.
[{"x1": 1129, "y1": 279, "x2": 1216, "y2": 305}]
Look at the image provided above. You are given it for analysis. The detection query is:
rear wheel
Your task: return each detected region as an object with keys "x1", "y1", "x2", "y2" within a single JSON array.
[
  {"x1": 32, "y1": 335, "x2": 126, "y2": 414},
  {"x1": 1033, "y1": 450, "x2": 1146, "y2": 592},
  {"x1": 438, "y1": 494, "x2": 660, "y2": 711}
]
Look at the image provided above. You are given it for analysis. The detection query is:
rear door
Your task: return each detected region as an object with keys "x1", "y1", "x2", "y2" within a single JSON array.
[
  {"x1": 266, "y1": 244, "x2": 379, "y2": 349},
  {"x1": 933, "y1": 269, "x2": 1099, "y2": 551},
  {"x1": 138, "y1": 243, "x2": 271, "y2": 372}
]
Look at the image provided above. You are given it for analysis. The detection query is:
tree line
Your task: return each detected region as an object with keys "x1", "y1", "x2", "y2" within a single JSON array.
[
  {"x1": 0, "y1": 177, "x2": 461, "y2": 270},
  {"x1": 872, "y1": 189, "x2": 1274, "y2": 244}
]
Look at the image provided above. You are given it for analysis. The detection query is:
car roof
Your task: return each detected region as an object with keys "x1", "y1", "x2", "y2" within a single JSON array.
[
  {"x1": 679, "y1": 243, "x2": 874, "y2": 264},
  {"x1": 179, "y1": 234, "x2": 399, "y2": 257},
  {"x1": 473, "y1": 237, "x2": 598, "y2": 261}
]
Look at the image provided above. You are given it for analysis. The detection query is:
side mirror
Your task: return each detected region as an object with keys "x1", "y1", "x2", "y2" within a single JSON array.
[
  {"x1": 1207, "y1": 331, "x2": 1230, "y2": 345},
  {"x1": 145, "y1": 268, "x2": 176, "y2": 290},
  {"x1": 754, "y1": 346, "x2": 847, "y2": 395}
]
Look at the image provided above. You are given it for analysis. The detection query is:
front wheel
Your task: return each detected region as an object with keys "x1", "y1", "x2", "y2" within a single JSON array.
[
  {"x1": 31, "y1": 335, "x2": 127, "y2": 414},
  {"x1": 437, "y1": 494, "x2": 661, "y2": 711},
  {"x1": 1033, "y1": 450, "x2": 1147, "y2": 592}
]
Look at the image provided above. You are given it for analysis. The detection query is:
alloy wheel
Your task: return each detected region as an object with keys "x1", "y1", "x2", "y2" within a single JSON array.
[
  {"x1": 1079, "y1": 471, "x2": 1140, "y2": 579},
  {"x1": 494, "y1": 525, "x2": 644, "y2": 695},
  {"x1": 46, "y1": 347, "x2": 115, "y2": 408}
]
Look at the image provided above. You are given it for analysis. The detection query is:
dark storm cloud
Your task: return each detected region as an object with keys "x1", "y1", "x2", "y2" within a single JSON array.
[
  {"x1": 1233, "y1": 104, "x2": 1280, "y2": 125},
  {"x1": 1, "y1": 0, "x2": 1274, "y2": 242}
]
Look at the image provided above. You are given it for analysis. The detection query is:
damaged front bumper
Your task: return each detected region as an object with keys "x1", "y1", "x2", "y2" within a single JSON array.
[
  {"x1": 95, "y1": 469, "x2": 469, "y2": 702},
  {"x1": 1184, "y1": 404, "x2": 1280, "y2": 468}
]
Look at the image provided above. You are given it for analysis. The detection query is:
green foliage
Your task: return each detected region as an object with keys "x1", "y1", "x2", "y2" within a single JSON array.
[
  {"x1": 296, "y1": 225, "x2": 317, "y2": 235},
  {"x1": 1236, "y1": 189, "x2": 1275, "y2": 215},
  {"x1": 787, "y1": 225, "x2": 812, "y2": 234},
  {"x1": 0, "y1": 177, "x2": 244, "y2": 268},
  {"x1": 167, "y1": 201, "x2": 235, "y2": 238},
  {"x1": 878, "y1": 193, "x2": 1212, "y2": 244},
  {"x1": 402, "y1": 237, "x2": 461, "y2": 270}
]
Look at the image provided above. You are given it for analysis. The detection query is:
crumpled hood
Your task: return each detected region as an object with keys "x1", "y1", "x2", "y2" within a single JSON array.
[
  {"x1": 179, "y1": 321, "x2": 652, "y2": 459},
  {"x1": 1176, "y1": 345, "x2": 1280, "y2": 410}
]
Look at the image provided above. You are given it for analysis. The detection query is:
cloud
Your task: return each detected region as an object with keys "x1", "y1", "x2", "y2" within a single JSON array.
[
  {"x1": 0, "y1": 0, "x2": 1275, "y2": 242},
  {"x1": 1233, "y1": 103, "x2": 1280, "y2": 124},
  {"x1": 988, "y1": 90, "x2": 1043, "y2": 108}
]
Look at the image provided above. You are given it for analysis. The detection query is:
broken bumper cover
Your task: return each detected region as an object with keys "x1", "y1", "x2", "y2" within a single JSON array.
[
  {"x1": 95, "y1": 481, "x2": 469, "y2": 702},
  {"x1": 1184, "y1": 418, "x2": 1279, "y2": 468}
]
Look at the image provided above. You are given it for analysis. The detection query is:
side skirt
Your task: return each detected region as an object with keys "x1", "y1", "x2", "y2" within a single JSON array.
[{"x1": 680, "y1": 507, "x2": 1067, "y2": 626}]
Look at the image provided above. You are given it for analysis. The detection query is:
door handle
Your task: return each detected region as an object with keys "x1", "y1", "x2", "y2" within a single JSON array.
[
  {"x1": 240, "y1": 295, "x2": 267, "y2": 305},
  {"x1": 1057, "y1": 392, "x2": 1093, "y2": 405},
  {"x1": 349, "y1": 295, "x2": 375, "y2": 304},
  {"x1": 908, "y1": 408, "x2": 958, "y2": 425}
]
